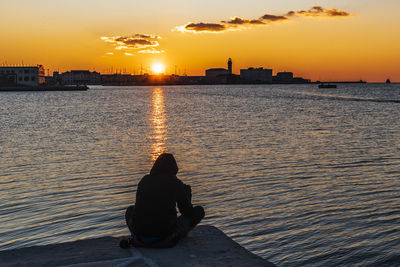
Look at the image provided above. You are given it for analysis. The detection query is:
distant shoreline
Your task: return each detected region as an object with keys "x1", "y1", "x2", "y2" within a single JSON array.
[
  {"x1": 97, "y1": 81, "x2": 368, "y2": 86},
  {"x1": 0, "y1": 85, "x2": 88, "y2": 91},
  {"x1": 2, "y1": 82, "x2": 398, "y2": 90}
]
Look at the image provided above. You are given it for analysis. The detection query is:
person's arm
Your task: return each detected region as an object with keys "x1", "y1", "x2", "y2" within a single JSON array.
[{"x1": 176, "y1": 180, "x2": 193, "y2": 217}]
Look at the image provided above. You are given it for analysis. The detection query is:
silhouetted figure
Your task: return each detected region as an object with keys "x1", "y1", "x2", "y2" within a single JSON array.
[{"x1": 121, "y1": 153, "x2": 205, "y2": 248}]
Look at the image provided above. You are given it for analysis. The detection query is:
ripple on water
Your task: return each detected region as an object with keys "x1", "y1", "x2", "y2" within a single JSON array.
[{"x1": 1, "y1": 85, "x2": 399, "y2": 266}]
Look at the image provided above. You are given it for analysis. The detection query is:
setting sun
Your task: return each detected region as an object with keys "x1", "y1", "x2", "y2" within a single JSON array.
[{"x1": 151, "y1": 62, "x2": 165, "y2": 74}]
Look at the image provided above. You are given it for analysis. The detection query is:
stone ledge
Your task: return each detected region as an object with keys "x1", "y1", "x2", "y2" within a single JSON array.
[{"x1": 0, "y1": 225, "x2": 275, "y2": 267}]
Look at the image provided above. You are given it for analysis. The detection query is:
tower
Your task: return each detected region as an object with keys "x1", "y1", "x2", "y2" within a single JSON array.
[{"x1": 227, "y1": 58, "x2": 232, "y2": 74}]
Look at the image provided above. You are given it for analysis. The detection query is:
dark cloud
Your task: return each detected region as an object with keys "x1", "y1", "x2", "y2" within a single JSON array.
[
  {"x1": 184, "y1": 22, "x2": 227, "y2": 32},
  {"x1": 132, "y1": 34, "x2": 160, "y2": 39},
  {"x1": 177, "y1": 6, "x2": 351, "y2": 33},
  {"x1": 312, "y1": 6, "x2": 324, "y2": 13},
  {"x1": 286, "y1": 11, "x2": 296, "y2": 16},
  {"x1": 114, "y1": 37, "x2": 153, "y2": 47},
  {"x1": 325, "y1": 9, "x2": 350, "y2": 17},
  {"x1": 287, "y1": 6, "x2": 350, "y2": 17},
  {"x1": 249, "y1": 19, "x2": 266, "y2": 25},
  {"x1": 223, "y1": 17, "x2": 265, "y2": 25},
  {"x1": 260, "y1": 14, "x2": 288, "y2": 22},
  {"x1": 101, "y1": 34, "x2": 164, "y2": 54}
]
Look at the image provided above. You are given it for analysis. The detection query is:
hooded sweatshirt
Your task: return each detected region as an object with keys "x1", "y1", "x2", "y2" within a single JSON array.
[{"x1": 134, "y1": 154, "x2": 193, "y2": 238}]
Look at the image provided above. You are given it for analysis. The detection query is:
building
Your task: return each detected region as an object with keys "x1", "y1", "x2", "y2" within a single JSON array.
[
  {"x1": 205, "y1": 57, "x2": 234, "y2": 78},
  {"x1": 275, "y1": 72, "x2": 293, "y2": 83},
  {"x1": 240, "y1": 67, "x2": 273, "y2": 83},
  {"x1": 228, "y1": 58, "x2": 232, "y2": 74},
  {"x1": 0, "y1": 65, "x2": 45, "y2": 87},
  {"x1": 0, "y1": 73, "x2": 14, "y2": 86},
  {"x1": 101, "y1": 74, "x2": 145, "y2": 85},
  {"x1": 293, "y1": 77, "x2": 311, "y2": 84},
  {"x1": 55, "y1": 70, "x2": 101, "y2": 85},
  {"x1": 205, "y1": 68, "x2": 229, "y2": 78}
]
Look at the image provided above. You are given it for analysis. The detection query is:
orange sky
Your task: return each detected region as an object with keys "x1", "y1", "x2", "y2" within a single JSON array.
[{"x1": 1, "y1": 0, "x2": 399, "y2": 82}]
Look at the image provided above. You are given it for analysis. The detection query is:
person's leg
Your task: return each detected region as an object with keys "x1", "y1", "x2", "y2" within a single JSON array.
[
  {"x1": 175, "y1": 216, "x2": 192, "y2": 239},
  {"x1": 175, "y1": 205, "x2": 205, "y2": 239},
  {"x1": 120, "y1": 205, "x2": 136, "y2": 248},
  {"x1": 139, "y1": 206, "x2": 205, "y2": 248},
  {"x1": 125, "y1": 205, "x2": 136, "y2": 236},
  {"x1": 190, "y1": 206, "x2": 205, "y2": 228}
]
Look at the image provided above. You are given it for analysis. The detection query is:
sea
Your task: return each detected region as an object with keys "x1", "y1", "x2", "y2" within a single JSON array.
[{"x1": 1, "y1": 84, "x2": 399, "y2": 266}]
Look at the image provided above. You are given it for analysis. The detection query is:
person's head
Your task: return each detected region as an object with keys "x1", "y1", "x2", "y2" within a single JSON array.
[{"x1": 150, "y1": 153, "x2": 179, "y2": 175}]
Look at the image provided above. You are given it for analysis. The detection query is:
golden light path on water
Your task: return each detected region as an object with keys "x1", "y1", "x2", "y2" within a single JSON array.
[{"x1": 150, "y1": 87, "x2": 167, "y2": 161}]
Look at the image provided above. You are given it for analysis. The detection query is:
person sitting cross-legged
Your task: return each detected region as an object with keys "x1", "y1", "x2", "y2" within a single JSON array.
[{"x1": 121, "y1": 153, "x2": 205, "y2": 248}]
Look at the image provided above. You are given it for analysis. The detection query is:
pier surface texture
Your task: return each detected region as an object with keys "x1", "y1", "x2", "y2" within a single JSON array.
[{"x1": 0, "y1": 225, "x2": 275, "y2": 267}]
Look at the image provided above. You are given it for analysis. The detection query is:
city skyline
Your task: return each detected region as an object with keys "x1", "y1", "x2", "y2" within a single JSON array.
[{"x1": 1, "y1": 0, "x2": 399, "y2": 82}]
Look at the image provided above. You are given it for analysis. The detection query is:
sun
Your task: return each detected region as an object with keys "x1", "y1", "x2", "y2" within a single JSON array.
[{"x1": 151, "y1": 62, "x2": 165, "y2": 74}]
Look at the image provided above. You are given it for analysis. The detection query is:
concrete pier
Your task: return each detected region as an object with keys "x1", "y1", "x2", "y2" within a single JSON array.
[{"x1": 0, "y1": 225, "x2": 275, "y2": 267}]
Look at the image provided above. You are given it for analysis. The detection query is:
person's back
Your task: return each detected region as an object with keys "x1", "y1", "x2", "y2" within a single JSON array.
[
  {"x1": 135, "y1": 173, "x2": 192, "y2": 237},
  {"x1": 122, "y1": 153, "x2": 204, "y2": 248}
]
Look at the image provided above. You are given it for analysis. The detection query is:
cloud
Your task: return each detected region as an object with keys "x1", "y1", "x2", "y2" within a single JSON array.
[
  {"x1": 223, "y1": 17, "x2": 265, "y2": 25},
  {"x1": 178, "y1": 19, "x2": 266, "y2": 33},
  {"x1": 176, "y1": 6, "x2": 351, "y2": 33},
  {"x1": 101, "y1": 35, "x2": 159, "y2": 49},
  {"x1": 137, "y1": 49, "x2": 165, "y2": 54},
  {"x1": 131, "y1": 34, "x2": 160, "y2": 39},
  {"x1": 101, "y1": 34, "x2": 164, "y2": 55},
  {"x1": 177, "y1": 16, "x2": 277, "y2": 33},
  {"x1": 179, "y1": 22, "x2": 227, "y2": 33},
  {"x1": 115, "y1": 37, "x2": 154, "y2": 47},
  {"x1": 287, "y1": 6, "x2": 350, "y2": 17},
  {"x1": 259, "y1": 14, "x2": 288, "y2": 22}
]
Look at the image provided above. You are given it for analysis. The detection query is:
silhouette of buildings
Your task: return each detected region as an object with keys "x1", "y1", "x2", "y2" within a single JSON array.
[
  {"x1": 53, "y1": 70, "x2": 101, "y2": 85},
  {"x1": 205, "y1": 58, "x2": 233, "y2": 78},
  {"x1": 0, "y1": 65, "x2": 45, "y2": 87},
  {"x1": 205, "y1": 68, "x2": 229, "y2": 78},
  {"x1": 205, "y1": 58, "x2": 238, "y2": 83},
  {"x1": 37, "y1": 58, "x2": 311, "y2": 86},
  {"x1": 240, "y1": 67, "x2": 273, "y2": 83},
  {"x1": 101, "y1": 74, "x2": 143, "y2": 85},
  {"x1": 204, "y1": 59, "x2": 309, "y2": 84},
  {"x1": 275, "y1": 72, "x2": 293, "y2": 83}
]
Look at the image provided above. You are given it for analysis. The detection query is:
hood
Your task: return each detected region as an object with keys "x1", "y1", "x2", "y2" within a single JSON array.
[{"x1": 150, "y1": 153, "x2": 179, "y2": 175}]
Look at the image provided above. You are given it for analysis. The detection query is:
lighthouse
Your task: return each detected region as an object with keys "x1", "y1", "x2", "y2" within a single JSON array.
[{"x1": 227, "y1": 58, "x2": 232, "y2": 74}]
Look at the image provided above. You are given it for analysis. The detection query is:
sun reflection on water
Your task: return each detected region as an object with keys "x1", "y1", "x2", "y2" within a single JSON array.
[{"x1": 150, "y1": 87, "x2": 167, "y2": 160}]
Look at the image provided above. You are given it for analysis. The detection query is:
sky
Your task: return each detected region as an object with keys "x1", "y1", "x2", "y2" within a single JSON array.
[{"x1": 1, "y1": 0, "x2": 399, "y2": 81}]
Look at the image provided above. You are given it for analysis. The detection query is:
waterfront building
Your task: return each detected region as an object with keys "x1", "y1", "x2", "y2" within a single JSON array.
[
  {"x1": 275, "y1": 72, "x2": 293, "y2": 83},
  {"x1": 0, "y1": 65, "x2": 45, "y2": 87},
  {"x1": 205, "y1": 57, "x2": 234, "y2": 78},
  {"x1": 205, "y1": 68, "x2": 229, "y2": 78},
  {"x1": 293, "y1": 77, "x2": 311, "y2": 83},
  {"x1": 55, "y1": 70, "x2": 101, "y2": 85},
  {"x1": 101, "y1": 74, "x2": 144, "y2": 85},
  {"x1": 240, "y1": 67, "x2": 273, "y2": 83}
]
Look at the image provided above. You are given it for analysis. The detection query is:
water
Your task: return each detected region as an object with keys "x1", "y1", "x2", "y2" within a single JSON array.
[{"x1": 1, "y1": 84, "x2": 399, "y2": 266}]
